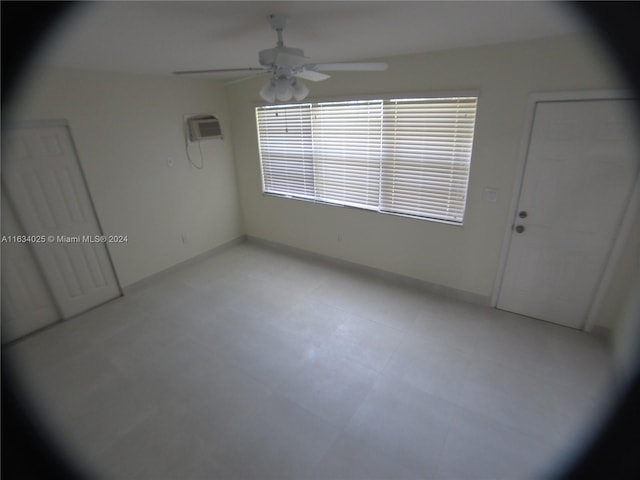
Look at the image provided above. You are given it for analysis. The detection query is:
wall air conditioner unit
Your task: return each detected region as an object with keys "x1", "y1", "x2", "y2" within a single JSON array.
[{"x1": 187, "y1": 115, "x2": 222, "y2": 141}]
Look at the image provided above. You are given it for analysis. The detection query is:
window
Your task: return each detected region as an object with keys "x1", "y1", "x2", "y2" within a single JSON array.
[{"x1": 256, "y1": 95, "x2": 478, "y2": 224}]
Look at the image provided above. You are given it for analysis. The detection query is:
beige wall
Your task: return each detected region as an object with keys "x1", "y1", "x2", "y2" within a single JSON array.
[
  {"x1": 8, "y1": 67, "x2": 243, "y2": 287},
  {"x1": 227, "y1": 34, "x2": 627, "y2": 306},
  {"x1": 5, "y1": 33, "x2": 635, "y2": 337}
]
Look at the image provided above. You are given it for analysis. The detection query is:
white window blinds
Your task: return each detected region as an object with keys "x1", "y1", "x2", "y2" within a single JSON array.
[
  {"x1": 256, "y1": 95, "x2": 477, "y2": 224},
  {"x1": 313, "y1": 100, "x2": 383, "y2": 209},
  {"x1": 256, "y1": 104, "x2": 314, "y2": 199}
]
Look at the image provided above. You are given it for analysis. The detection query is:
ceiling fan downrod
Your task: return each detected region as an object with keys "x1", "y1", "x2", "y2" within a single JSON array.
[{"x1": 268, "y1": 13, "x2": 287, "y2": 47}]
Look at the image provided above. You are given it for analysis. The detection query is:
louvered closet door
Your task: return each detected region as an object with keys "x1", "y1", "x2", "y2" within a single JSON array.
[{"x1": 2, "y1": 125, "x2": 121, "y2": 319}]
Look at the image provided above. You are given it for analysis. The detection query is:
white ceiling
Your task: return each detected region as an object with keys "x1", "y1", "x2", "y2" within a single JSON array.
[{"x1": 38, "y1": 1, "x2": 588, "y2": 78}]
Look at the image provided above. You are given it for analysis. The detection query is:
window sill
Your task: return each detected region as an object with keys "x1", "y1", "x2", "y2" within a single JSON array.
[{"x1": 262, "y1": 192, "x2": 464, "y2": 227}]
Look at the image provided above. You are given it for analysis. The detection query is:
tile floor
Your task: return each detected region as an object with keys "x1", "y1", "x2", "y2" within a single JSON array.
[{"x1": 5, "y1": 241, "x2": 616, "y2": 479}]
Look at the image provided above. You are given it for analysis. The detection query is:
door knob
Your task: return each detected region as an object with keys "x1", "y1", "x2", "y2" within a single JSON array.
[
  {"x1": 515, "y1": 225, "x2": 525, "y2": 233},
  {"x1": 518, "y1": 211, "x2": 528, "y2": 218}
]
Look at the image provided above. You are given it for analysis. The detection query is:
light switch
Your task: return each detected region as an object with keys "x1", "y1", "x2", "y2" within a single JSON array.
[{"x1": 483, "y1": 187, "x2": 498, "y2": 203}]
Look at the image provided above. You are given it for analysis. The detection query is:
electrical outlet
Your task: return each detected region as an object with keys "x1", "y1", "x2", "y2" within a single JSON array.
[
  {"x1": 167, "y1": 156, "x2": 175, "y2": 167},
  {"x1": 181, "y1": 233, "x2": 188, "y2": 244}
]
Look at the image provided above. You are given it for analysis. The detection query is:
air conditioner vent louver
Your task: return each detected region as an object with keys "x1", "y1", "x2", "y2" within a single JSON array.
[{"x1": 187, "y1": 115, "x2": 222, "y2": 141}]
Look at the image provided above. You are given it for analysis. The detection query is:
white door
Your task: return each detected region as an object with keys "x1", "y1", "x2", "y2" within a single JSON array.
[
  {"x1": 2, "y1": 125, "x2": 121, "y2": 320},
  {"x1": 498, "y1": 99, "x2": 639, "y2": 329},
  {"x1": 1, "y1": 190, "x2": 60, "y2": 343}
]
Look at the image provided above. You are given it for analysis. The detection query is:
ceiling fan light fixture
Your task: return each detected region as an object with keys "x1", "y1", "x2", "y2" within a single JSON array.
[
  {"x1": 292, "y1": 79, "x2": 309, "y2": 101},
  {"x1": 259, "y1": 79, "x2": 276, "y2": 103},
  {"x1": 274, "y1": 76, "x2": 293, "y2": 101},
  {"x1": 260, "y1": 76, "x2": 308, "y2": 103}
]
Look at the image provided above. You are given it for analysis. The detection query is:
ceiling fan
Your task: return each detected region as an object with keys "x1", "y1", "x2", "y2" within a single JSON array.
[{"x1": 173, "y1": 14, "x2": 388, "y2": 102}]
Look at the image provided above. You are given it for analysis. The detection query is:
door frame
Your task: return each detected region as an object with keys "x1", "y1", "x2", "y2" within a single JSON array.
[{"x1": 490, "y1": 90, "x2": 638, "y2": 331}]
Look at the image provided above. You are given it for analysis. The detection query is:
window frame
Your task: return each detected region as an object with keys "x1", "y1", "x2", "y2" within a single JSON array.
[{"x1": 255, "y1": 90, "x2": 479, "y2": 226}]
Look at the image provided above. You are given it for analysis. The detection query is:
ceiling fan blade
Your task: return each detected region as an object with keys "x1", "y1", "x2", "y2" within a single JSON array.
[
  {"x1": 225, "y1": 71, "x2": 271, "y2": 86},
  {"x1": 173, "y1": 67, "x2": 266, "y2": 76},
  {"x1": 295, "y1": 70, "x2": 331, "y2": 82},
  {"x1": 311, "y1": 62, "x2": 388, "y2": 72}
]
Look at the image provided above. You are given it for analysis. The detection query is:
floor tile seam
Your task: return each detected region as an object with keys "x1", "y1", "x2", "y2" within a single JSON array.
[
  {"x1": 94, "y1": 353, "x2": 160, "y2": 392},
  {"x1": 223, "y1": 303, "x2": 295, "y2": 334},
  {"x1": 388, "y1": 332, "x2": 473, "y2": 373},
  {"x1": 318, "y1": 296, "x2": 416, "y2": 334},
  {"x1": 373, "y1": 329, "x2": 416, "y2": 379},
  {"x1": 429, "y1": 419, "x2": 460, "y2": 480},
  {"x1": 374, "y1": 379, "x2": 458, "y2": 480},
  {"x1": 379, "y1": 360, "x2": 507, "y2": 418},
  {"x1": 445, "y1": 399, "x2": 553, "y2": 451},
  {"x1": 300, "y1": 278, "x2": 348, "y2": 308},
  {"x1": 318, "y1": 338, "x2": 397, "y2": 376},
  {"x1": 231, "y1": 299, "x2": 322, "y2": 342},
  {"x1": 113, "y1": 344, "x2": 230, "y2": 384},
  {"x1": 78, "y1": 402, "x2": 161, "y2": 464},
  {"x1": 451, "y1": 372, "x2": 554, "y2": 415},
  {"x1": 295, "y1": 289, "x2": 375, "y2": 326},
  {"x1": 465, "y1": 341, "x2": 558, "y2": 375},
  {"x1": 244, "y1": 268, "x2": 296, "y2": 287},
  {"x1": 234, "y1": 352, "x2": 311, "y2": 395},
  {"x1": 84, "y1": 317, "x2": 153, "y2": 349},
  {"x1": 249, "y1": 389, "x2": 344, "y2": 445},
  {"x1": 53, "y1": 411, "x2": 157, "y2": 469},
  {"x1": 260, "y1": 322, "x2": 337, "y2": 350},
  {"x1": 276, "y1": 374, "x2": 379, "y2": 432},
  {"x1": 100, "y1": 325, "x2": 191, "y2": 363},
  {"x1": 168, "y1": 341, "x2": 244, "y2": 385},
  {"x1": 416, "y1": 309, "x2": 481, "y2": 330},
  {"x1": 278, "y1": 261, "x2": 333, "y2": 281},
  {"x1": 185, "y1": 333, "x2": 270, "y2": 380},
  {"x1": 302, "y1": 372, "x2": 390, "y2": 477},
  {"x1": 181, "y1": 398, "x2": 273, "y2": 457},
  {"x1": 295, "y1": 348, "x2": 382, "y2": 400},
  {"x1": 233, "y1": 275, "x2": 313, "y2": 313},
  {"x1": 463, "y1": 347, "x2": 609, "y2": 400},
  {"x1": 183, "y1": 325, "x2": 240, "y2": 358},
  {"x1": 361, "y1": 369, "x2": 449, "y2": 419},
  {"x1": 284, "y1": 287, "x2": 328, "y2": 313},
  {"x1": 298, "y1": 334, "x2": 384, "y2": 371},
  {"x1": 387, "y1": 374, "x2": 468, "y2": 412},
  {"x1": 444, "y1": 390, "x2": 568, "y2": 447},
  {"x1": 126, "y1": 278, "x2": 195, "y2": 303},
  {"x1": 3, "y1": 303, "x2": 147, "y2": 354},
  {"x1": 182, "y1": 275, "x2": 233, "y2": 294},
  {"x1": 36, "y1": 345, "x2": 124, "y2": 388},
  {"x1": 541, "y1": 373, "x2": 615, "y2": 404},
  {"x1": 259, "y1": 273, "x2": 329, "y2": 297},
  {"x1": 13, "y1": 344, "x2": 102, "y2": 379},
  {"x1": 401, "y1": 324, "x2": 480, "y2": 357},
  {"x1": 337, "y1": 305, "x2": 412, "y2": 335}
]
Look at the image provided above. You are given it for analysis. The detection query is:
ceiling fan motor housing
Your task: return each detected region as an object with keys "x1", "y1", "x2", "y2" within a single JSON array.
[{"x1": 259, "y1": 47, "x2": 306, "y2": 68}]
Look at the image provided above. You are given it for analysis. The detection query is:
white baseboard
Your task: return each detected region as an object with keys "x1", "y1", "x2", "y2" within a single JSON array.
[
  {"x1": 122, "y1": 235, "x2": 247, "y2": 295},
  {"x1": 246, "y1": 235, "x2": 491, "y2": 307}
]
